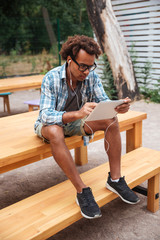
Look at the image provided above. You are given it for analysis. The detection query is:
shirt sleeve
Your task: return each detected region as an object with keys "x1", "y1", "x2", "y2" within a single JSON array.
[{"x1": 40, "y1": 73, "x2": 66, "y2": 126}]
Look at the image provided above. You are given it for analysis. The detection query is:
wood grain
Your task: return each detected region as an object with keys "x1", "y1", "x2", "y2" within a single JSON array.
[{"x1": 0, "y1": 147, "x2": 160, "y2": 240}]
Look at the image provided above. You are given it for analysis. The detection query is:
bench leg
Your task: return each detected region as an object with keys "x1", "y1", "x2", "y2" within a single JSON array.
[
  {"x1": 28, "y1": 105, "x2": 34, "y2": 111},
  {"x1": 126, "y1": 121, "x2": 142, "y2": 153},
  {"x1": 28, "y1": 105, "x2": 40, "y2": 111},
  {"x1": 74, "y1": 146, "x2": 88, "y2": 165},
  {"x1": 4, "y1": 95, "x2": 11, "y2": 114},
  {"x1": 147, "y1": 174, "x2": 159, "y2": 213}
]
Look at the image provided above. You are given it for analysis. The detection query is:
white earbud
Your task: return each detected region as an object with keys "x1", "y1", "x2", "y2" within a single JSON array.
[{"x1": 68, "y1": 60, "x2": 72, "y2": 86}]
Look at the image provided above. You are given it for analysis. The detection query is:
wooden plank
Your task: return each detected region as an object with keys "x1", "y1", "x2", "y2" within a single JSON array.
[
  {"x1": 112, "y1": 1, "x2": 160, "y2": 10},
  {"x1": 132, "y1": 57, "x2": 160, "y2": 63},
  {"x1": 136, "y1": 73, "x2": 160, "y2": 80},
  {"x1": 111, "y1": 0, "x2": 145, "y2": 6},
  {"x1": 121, "y1": 24, "x2": 160, "y2": 31},
  {"x1": 119, "y1": 18, "x2": 160, "y2": 26},
  {"x1": 130, "y1": 52, "x2": 160, "y2": 59},
  {"x1": 126, "y1": 41, "x2": 160, "y2": 49},
  {"x1": 0, "y1": 147, "x2": 160, "y2": 240},
  {"x1": 126, "y1": 41, "x2": 160, "y2": 47},
  {"x1": 0, "y1": 75, "x2": 44, "y2": 94},
  {"x1": 133, "y1": 62, "x2": 160, "y2": 68},
  {"x1": 116, "y1": 6, "x2": 160, "y2": 17},
  {"x1": 117, "y1": 10, "x2": 160, "y2": 22},
  {"x1": 125, "y1": 35, "x2": 160, "y2": 41},
  {"x1": 124, "y1": 29, "x2": 160, "y2": 36},
  {"x1": 112, "y1": 0, "x2": 150, "y2": 6},
  {"x1": 135, "y1": 68, "x2": 160, "y2": 75},
  {"x1": 137, "y1": 79, "x2": 158, "y2": 85}
]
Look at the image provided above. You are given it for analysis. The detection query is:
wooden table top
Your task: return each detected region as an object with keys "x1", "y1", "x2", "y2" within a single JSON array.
[
  {"x1": 0, "y1": 110, "x2": 147, "y2": 161},
  {"x1": 0, "y1": 75, "x2": 44, "y2": 93}
]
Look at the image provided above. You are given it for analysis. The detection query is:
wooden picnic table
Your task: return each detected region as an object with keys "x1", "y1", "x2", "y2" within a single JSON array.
[
  {"x1": 0, "y1": 110, "x2": 147, "y2": 173},
  {"x1": 0, "y1": 75, "x2": 44, "y2": 94}
]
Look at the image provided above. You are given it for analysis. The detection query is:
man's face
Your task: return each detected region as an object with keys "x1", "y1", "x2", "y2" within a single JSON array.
[{"x1": 69, "y1": 49, "x2": 96, "y2": 81}]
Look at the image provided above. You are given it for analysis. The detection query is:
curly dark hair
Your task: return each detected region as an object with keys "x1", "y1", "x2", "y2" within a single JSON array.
[{"x1": 60, "y1": 35, "x2": 101, "y2": 60}]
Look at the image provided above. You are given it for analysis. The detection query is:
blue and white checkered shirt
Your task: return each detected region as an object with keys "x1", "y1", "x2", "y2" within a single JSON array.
[{"x1": 34, "y1": 62, "x2": 109, "y2": 131}]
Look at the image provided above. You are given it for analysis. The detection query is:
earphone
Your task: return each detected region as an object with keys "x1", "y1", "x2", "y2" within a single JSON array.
[{"x1": 68, "y1": 60, "x2": 72, "y2": 86}]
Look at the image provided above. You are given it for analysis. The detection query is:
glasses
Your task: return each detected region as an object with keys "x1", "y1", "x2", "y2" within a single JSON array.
[{"x1": 71, "y1": 57, "x2": 97, "y2": 72}]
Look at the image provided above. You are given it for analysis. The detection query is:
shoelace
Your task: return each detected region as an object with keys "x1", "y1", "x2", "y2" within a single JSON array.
[
  {"x1": 117, "y1": 178, "x2": 133, "y2": 192},
  {"x1": 81, "y1": 191, "x2": 96, "y2": 207}
]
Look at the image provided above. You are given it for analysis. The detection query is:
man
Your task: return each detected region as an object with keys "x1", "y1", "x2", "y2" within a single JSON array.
[{"x1": 34, "y1": 35, "x2": 139, "y2": 219}]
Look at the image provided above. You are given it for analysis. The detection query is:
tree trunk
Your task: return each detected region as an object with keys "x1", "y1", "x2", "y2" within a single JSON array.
[
  {"x1": 42, "y1": 7, "x2": 57, "y2": 47},
  {"x1": 86, "y1": 0, "x2": 139, "y2": 99}
]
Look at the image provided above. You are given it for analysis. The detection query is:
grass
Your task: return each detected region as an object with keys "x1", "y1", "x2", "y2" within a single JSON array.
[{"x1": 0, "y1": 50, "x2": 59, "y2": 77}]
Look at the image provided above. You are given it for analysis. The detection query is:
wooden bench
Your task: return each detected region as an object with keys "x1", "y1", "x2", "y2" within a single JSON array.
[
  {"x1": 0, "y1": 147, "x2": 160, "y2": 240},
  {"x1": 0, "y1": 92, "x2": 12, "y2": 114},
  {"x1": 0, "y1": 110, "x2": 147, "y2": 173},
  {"x1": 24, "y1": 99, "x2": 40, "y2": 111}
]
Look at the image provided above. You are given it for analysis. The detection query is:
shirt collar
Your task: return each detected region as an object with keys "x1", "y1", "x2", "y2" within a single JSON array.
[{"x1": 60, "y1": 62, "x2": 67, "y2": 80}]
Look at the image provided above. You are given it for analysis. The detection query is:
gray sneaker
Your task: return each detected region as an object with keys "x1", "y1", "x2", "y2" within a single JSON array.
[
  {"x1": 106, "y1": 172, "x2": 140, "y2": 204},
  {"x1": 76, "y1": 187, "x2": 102, "y2": 219}
]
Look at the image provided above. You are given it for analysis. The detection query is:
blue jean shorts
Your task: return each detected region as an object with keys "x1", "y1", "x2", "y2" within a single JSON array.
[{"x1": 35, "y1": 118, "x2": 88, "y2": 143}]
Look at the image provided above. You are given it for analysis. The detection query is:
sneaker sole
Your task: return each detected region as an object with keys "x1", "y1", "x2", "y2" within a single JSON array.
[
  {"x1": 76, "y1": 198, "x2": 102, "y2": 219},
  {"x1": 106, "y1": 183, "x2": 140, "y2": 205}
]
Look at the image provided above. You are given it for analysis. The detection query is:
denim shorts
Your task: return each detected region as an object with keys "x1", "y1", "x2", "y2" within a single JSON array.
[{"x1": 35, "y1": 118, "x2": 88, "y2": 143}]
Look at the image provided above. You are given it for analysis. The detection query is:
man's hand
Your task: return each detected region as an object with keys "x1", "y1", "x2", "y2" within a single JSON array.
[
  {"x1": 115, "y1": 97, "x2": 131, "y2": 114},
  {"x1": 77, "y1": 102, "x2": 97, "y2": 119}
]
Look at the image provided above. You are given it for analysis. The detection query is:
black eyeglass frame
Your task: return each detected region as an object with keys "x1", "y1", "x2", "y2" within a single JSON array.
[{"x1": 71, "y1": 57, "x2": 97, "y2": 72}]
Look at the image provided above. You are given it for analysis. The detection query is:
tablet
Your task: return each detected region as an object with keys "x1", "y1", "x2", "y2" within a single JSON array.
[{"x1": 85, "y1": 100, "x2": 124, "y2": 122}]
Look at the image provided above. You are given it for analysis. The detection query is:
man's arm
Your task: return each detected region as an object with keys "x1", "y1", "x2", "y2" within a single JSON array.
[
  {"x1": 62, "y1": 102, "x2": 97, "y2": 124},
  {"x1": 40, "y1": 73, "x2": 66, "y2": 126}
]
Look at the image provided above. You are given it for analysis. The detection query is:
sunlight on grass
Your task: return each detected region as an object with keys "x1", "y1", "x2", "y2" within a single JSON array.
[{"x1": 0, "y1": 50, "x2": 59, "y2": 77}]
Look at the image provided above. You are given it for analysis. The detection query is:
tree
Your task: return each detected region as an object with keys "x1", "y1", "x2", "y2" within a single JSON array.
[
  {"x1": 0, "y1": 0, "x2": 93, "y2": 54},
  {"x1": 42, "y1": 7, "x2": 57, "y2": 47},
  {"x1": 86, "y1": 0, "x2": 139, "y2": 99}
]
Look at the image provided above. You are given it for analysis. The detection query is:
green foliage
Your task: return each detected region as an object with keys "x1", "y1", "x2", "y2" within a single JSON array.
[
  {"x1": 138, "y1": 62, "x2": 160, "y2": 103},
  {"x1": 101, "y1": 54, "x2": 118, "y2": 100},
  {"x1": 0, "y1": 0, "x2": 92, "y2": 54},
  {"x1": 129, "y1": 43, "x2": 138, "y2": 66},
  {"x1": 0, "y1": 58, "x2": 10, "y2": 76},
  {"x1": 138, "y1": 61, "x2": 152, "y2": 98},
  {"x1": 129, "y1": 44, "x2": 160, "y2": 103},
  {"x1": 30, "y1": 57, "x2": 37, "y2": 72}
]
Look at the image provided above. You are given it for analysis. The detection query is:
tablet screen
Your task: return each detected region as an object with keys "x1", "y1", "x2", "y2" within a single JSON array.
[{"x1": 85, "y1": 100, "x2": 124, "y2": 121}]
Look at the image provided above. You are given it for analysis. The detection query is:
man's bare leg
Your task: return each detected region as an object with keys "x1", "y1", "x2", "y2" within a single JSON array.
[
  {"x1": 42, "y1": 125, "x2": 86, "y2": 193},
  {"x1": 84, "y1": 117, "x2": 140, "y2": 204},
  {"x1": 84, "y1": 117, "x2": 121, "y2": 179}
]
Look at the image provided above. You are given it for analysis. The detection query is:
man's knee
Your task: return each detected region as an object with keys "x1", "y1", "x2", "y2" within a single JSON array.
[
  {"x1": 84, "y1": 117, "x2": 119, "y2": 133},
  {"x1": 105, "y1": 117, "x2": 119, "y2": 132},
  {"x1": 42, "y1": 125, "x2": 64, "y2": 143}
]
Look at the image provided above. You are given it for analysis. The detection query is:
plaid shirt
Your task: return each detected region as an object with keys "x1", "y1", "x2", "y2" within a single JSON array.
[{"x1": 34, "y1": 62, "x2": 109, "y2": 130}]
